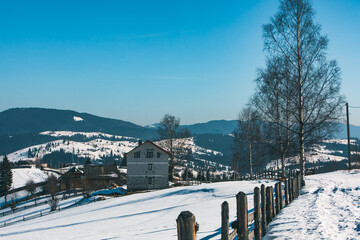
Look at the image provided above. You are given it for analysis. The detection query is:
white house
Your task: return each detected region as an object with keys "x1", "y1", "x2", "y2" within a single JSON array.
[{"x1": 126, "y1": 140, "x2": 170, "y2": 191}]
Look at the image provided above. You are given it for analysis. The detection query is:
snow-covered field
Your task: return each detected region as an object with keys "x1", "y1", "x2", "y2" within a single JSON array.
[
  {"x1": 1, "y1": 171, "x2": 358, "y2": 239},
  {"x1": 0, "y1": 168, "x2": 50, "y2": 206},
  {"x1": 10, "y1": 168, "x2": 48, "y2": 189},
  {"x1": 0, "y1": 180, "x2": 277, "y2": 240},
  {"x1": 264, "y1": 170, "x2": 360, "y2": 239}
]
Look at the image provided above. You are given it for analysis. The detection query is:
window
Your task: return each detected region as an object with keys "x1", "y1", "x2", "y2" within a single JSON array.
[
  {"x1": 147, "y1": 177, "x2": 154, "y2": 184},
  {"x1": 134, "y1": 151, "x2": 140, "y2": 158},
  {"x1": 146, "y1": 149, "x2": 154, "y2": 158},
  {"x1": 157, "y1": 152, "x2": 161, "y2": 158},
  {"x1": 148, "y1": 163, "x2": 153, "y2": 170}
]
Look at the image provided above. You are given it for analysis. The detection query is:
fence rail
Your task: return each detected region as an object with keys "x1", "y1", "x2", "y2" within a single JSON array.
[{"x1": 177, "y1": 171, "x2": 302, "y2": 239}]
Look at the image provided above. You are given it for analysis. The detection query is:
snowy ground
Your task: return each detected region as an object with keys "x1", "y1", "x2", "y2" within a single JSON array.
[
  {"x1": 264, "y1": 170, "x2": 360, "y2": 240},
  {"x1": 0, "y1": 169, "x2": 50, "y2": 207},
  {"x1": 0, "y1": 171, "x2": 358, "y2": 239},
  {"x1": 0, "y1": 180, "x2": 277, "y2": 240}
]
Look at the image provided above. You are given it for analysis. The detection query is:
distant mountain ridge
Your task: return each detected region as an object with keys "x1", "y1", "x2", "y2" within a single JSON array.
[
  {"x1": 0, "y1": 108, "x2": 157, "y2": 139},
  {"x1": 0, "y1": 107, "x2": 359, "y2": 158}
]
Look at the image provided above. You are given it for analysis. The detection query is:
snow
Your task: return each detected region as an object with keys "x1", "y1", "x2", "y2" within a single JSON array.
[
  {"x1": 11, "y1": 168, "x2": 48, "y2": 189},
  {"x1": 3, "y1": 139, "x2": 138, "y2": 162},
  {"x1": 264, "y1": 170, "x2": 360, "y2": 239},
  {"x1": 0, "y1": 171, "x2": 358, "y2": 239},
  {"x1": 0, "y1": 169, "x2": 50, "y2": 206},
  {"x1": 266, "y1": 139, "x2": 353, "y2": 169},
  {"x1": 73, "y1": 116, "x2": 83, "y2": 122},
  {"x1": 40, "y1": 131, "x2": 138, "y2": 140},
  {"x1": 0, "y1": 180, "x2": 277, "y2": 239},
  {"x1": 323, "y1": 139, "x2": 357, "y2": 145}
]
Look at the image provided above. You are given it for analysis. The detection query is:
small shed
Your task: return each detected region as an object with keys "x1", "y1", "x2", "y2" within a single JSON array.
[{"x1": 126, "y1": 140, "x2": 170, "y2": 191}]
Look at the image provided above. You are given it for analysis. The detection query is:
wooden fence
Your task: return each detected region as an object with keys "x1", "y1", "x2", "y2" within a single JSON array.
[
  {"x1": 177, "y1": 171, "x2": 302, "y2": 240},
  {"x1": 239, "y1": 169, "x2": 299, "y2": 181}
]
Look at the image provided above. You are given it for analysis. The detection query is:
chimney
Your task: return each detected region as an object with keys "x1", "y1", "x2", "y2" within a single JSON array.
[{"x1": 138, "y1": 140, "x2": 143, "y2": 146}]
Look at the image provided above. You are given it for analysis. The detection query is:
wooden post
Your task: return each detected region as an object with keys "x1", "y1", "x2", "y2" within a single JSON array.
[
  {"x1": 298, "y1": 174, "x2": 305, "y2": 196},
  {"x1": 266, "y1": 186, "x2": 272, "y2": 224},
  {"x1": 221, "y1": 201, "x2": 229, "y2": 240},
  {"x1": 275, "y1": 183, "x2": 280, "y2": 215},
  {"x1": 292, "y1": 177, "x2": 296, "y2": 200},
  {"x1": 254, "y1": 187, "x2": 261, "y2": 240},
  {"x1": 279, "y1": 182, "x2": 283, "y2": 210},
  {"x1": 177, "y1": 211, "x2": 197, "y2": 240},
  {"x1": 261, "y1": 184, "x2": 266, "y2": 236},
  {"x1": 271, "y1": 186, "x2": 275, "y2": 218},
  {"x1": 285, "y1": 179, "x2": 289, "y2": 206},
  {"x1": 237, "y1": 192, "x2": 248, "y2": 240}
]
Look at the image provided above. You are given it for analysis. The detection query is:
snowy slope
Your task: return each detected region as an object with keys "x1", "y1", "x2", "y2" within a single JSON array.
[
  {"x1": 267, "y1": 139, "x2": 360, "y2": 169},
  {"x1": 264, "y1": 170, "x2": 360, "y2": 239},
  {"x1": 0, "y1": 180, "x2": 277, "y2": 240},
  {"x1": 11, "y1": 168, "x2": 48, "y2": 189},
  {"x1": 2, "y1": 132, "x2": 228, "y2": 171},
  {"x1": 0, "y1": 168, "x2": 50, "y2": 206}
]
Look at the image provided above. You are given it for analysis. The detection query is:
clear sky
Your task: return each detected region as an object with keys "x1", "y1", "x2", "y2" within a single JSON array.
[{"x1": 0, "y1": 0, "x2": 359, "y2": 126}]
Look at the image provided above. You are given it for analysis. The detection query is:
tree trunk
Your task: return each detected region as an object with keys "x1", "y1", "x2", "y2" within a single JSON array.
[
  {"x1": 297, "y1": 10, "x2": 305, "y2": 186},
  {"x1": 249, "y1": 140, "x2": 253, "y2": 178}
]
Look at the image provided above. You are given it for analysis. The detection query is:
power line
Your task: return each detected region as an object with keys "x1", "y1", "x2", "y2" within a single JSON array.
[{"x1": 349, "y1": 106, "x2": 360, "y2": 109}]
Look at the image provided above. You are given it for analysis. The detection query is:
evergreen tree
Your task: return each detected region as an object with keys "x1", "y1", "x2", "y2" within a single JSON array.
[{"x1": 0, "y1": 155, "x2": 13, "y2": 206}]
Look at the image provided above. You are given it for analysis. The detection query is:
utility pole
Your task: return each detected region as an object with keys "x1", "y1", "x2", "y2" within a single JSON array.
[{"x1": 346, "y1": 103, "x2": 351, "y2": 170}]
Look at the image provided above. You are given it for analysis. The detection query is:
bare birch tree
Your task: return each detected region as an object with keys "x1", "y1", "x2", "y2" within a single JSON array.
[
  {"x1": 252, "y1": 56, "x2": 295, "y2": 177},
  {"x1": 157, "y1": 114, "x2": 191, "y2": 181},
  {"x1": 262, "y1": 0, "x2": 345, "y2": 184},
  {"x1": 233, "y1": 107, "x2": 262, "y2": 178}
]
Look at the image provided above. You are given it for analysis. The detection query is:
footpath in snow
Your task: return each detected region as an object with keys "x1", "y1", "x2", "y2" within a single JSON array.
[{"x1": 264, "y1": 170, "x2": 360, "y2": 239}]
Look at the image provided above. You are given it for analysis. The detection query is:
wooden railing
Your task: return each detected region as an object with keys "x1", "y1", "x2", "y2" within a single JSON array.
[{"x1": 177, "y1": 172, "x2": 302, "y2": 240}]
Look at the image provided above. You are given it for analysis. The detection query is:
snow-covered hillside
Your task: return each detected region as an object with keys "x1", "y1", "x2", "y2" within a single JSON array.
[
  {"x1": 11, "y1": 168, "x2": 48, "y2": 189},
  {"x1": 2, "y1": 131, "x2": 228, "y2": 170},
  {"x1": 1, "y1": 168, "x2": 50, "y2": 206},
  {"x1": 264, "y1": 170, "x2": 360, "y2": 239},
  {"x1": 267, "y1": 139, "x2": 360, "y2": 169}
]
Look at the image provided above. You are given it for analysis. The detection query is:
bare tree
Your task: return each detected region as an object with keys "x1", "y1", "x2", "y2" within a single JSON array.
[
  {"x1": 157, "y1": 114, "x2": 191, "y2": 181},
  {"x1": 262, "y1": 0, "x2": 345, "y2": 184},
  {"x1": 233, "y1": 106, "x2": 262, "y2": 178},
  {"x1": 252, "y1": 56, "x2": 295, "y2": 177},
  {"x1": 46, "y1": 175, "x2": 59, "y2": 211},
  {"x1": 25, "y1": 179, "x2": 37, "y2": 204}
]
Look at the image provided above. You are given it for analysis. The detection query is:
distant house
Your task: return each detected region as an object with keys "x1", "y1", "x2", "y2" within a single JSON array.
[
  {"x1": 16, "y1": 159, "x2": 36, "y2": 168},
  {"x1": 84, "y1": 163, "x2": 125, "y2": 189},
  {"x1": 59, "y1": 166, "x2": 84, "y2": 190},
  {"x1": 126, "y1": 140, "x2": 170, "y2": 191}
]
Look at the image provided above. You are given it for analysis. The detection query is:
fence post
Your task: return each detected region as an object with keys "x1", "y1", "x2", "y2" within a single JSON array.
[
  {"x1": 275, "y1": 183, "x2": 280, "y2": 215},
  {"x1": 289, "y1": 178, "x2": 293, "y2": 202},
  {"x1": 297, "y1": 173, "x2": 301, "y2": 197},
  {"x1": 221, "y1": 201, "x2": 229, "y2": 240},
  {"x1": 292, "y1": 177, "x2": 296, "y2": 200},
  {"x1": 279, "y1": 182, "x2": 283, "y2": 210},
  {"x1": 285, "y1": 179, "x2": 289, "y2": 206},
  {"x1": 261, "y1": 184, "x2": 266, "y2": 236},
  {"x1": 177, "y1": 211, "x2": 197, "y2": 240},
  {"x1": 236, "y1": 192, "x2": 248, "y2": 240},
  {"x1": 254, "y1": 187, "x2": 261, "y2": 240},
  {"x1": 271, "y1": 186, "x2": 275, "y2": 218},
  {"x1": 266, "y1": 186, "x2": 272, "y2": 224}
]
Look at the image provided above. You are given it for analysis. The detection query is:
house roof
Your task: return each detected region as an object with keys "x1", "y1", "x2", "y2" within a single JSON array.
[{"x1": 125, "y1": 140, "x2": 171, "y2": 156}]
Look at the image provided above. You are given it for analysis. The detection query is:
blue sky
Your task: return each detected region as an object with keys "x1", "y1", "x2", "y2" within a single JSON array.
[{"x1": 0, "y1": 0, "x2": 359, "y2": 126}]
